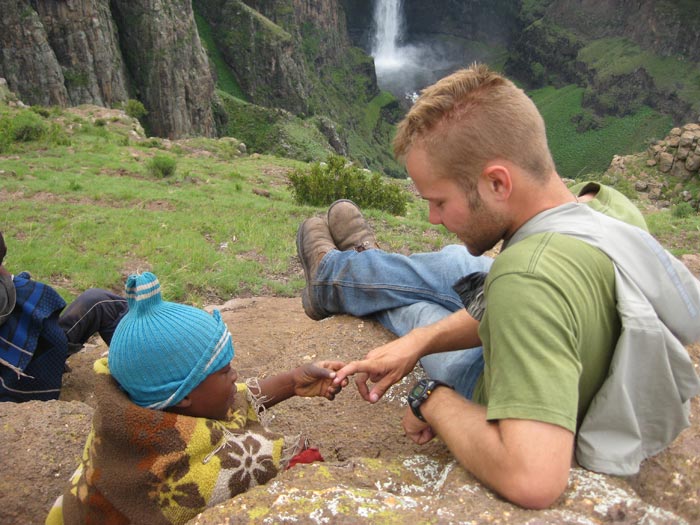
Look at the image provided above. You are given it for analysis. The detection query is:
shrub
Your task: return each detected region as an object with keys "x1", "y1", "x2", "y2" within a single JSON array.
[
  {"x1": 671, "y1": 201, "x2": 694, "y2": 218},
  {"x1": 124, "y1": 99, "x2": 148, "y2": 120},
  {"x1": 30, "y1": 106, "x2": 51, "y2": 118},
  {"x1": 0, "y1": 117, "x2": 11, "y2": 153},
  {"x1": 46, "y1": 122, "x2": 71, "y2": 147},
  {"x1": 147, "y1": 155, "x2": 177, "y2": 178},
  {"x1": 11, "y1": 111, "x2": 47, "y2": 142},
  {"x1": 288, "y1": 155, "x2": 408, "y2": 215}
]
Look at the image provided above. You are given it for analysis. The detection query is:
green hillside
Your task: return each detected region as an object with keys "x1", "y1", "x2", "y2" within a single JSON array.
[
  {"x1": 530, "y1": 85, "x2": 673, "y2": 178},
  {"x1": 0, "y1": 103, "x2": 455, "y2": 305}
]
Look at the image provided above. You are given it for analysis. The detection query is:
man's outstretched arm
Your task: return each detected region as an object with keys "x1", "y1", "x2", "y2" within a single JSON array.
[
  {"x1": 406, "y1": 386, "x2": 574, "y2": 509},
  {"x1": 334, "y1": 308, "x2": 481, "y2": 402}
]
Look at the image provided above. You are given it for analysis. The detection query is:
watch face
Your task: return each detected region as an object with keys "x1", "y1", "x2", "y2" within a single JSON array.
[{"x1": 410, "y1": 382, "x2": 427, "y2": 397}]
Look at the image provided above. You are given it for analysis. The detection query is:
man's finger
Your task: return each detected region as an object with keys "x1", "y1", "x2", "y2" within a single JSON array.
[
  {"x1": 332, "y1": 360, "x2": 367, "y2": 384},
  {"x1": 368, "y1": 376, "x2": 395, "y2": 403},
  {"x1": 354, "y1": 373, "x2": 371, "y2": 402}
]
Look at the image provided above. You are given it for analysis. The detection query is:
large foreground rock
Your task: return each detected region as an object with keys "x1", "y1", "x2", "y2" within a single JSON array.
[{"x1": 1, "y1": 298, "x2": 698, "y2": 524}]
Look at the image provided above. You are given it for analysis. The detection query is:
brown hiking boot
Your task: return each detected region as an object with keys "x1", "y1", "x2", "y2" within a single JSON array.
[
  {"x1": 327, "y1": 199, "x2": 379, "y2": 252},
  {"x1": 296, "y1": 217, "x2": 337, "y2": 320}
]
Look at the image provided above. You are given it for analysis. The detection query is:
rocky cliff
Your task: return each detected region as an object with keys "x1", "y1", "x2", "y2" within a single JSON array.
[
  {"x1": 195, "y1": 0, "x2": 371, "y2": 118},
  {"x1": 0, "y1": 0, "x2": 215, "y2": 139},
  {"x1": 2, "y1": 0, "x2": 698, "y2": 167},
  {"x1": 110, "y1": 0, "x2": 215, "y2": 138},
  {"x1": 194, "y1": 0, "x2": 401, "y2": 174},
  {"x1": 506, "y1": 0, "x2": 699, "y2": 123},
  {"x1": 195, "y1": 0, "x2": 312, "y2": 116},
  {"x1": 546, "y1": 0, "x2": 700, "y2": 63},
  {"x1": 0, "y1": 0, "x2": 394, "y2": 169}
]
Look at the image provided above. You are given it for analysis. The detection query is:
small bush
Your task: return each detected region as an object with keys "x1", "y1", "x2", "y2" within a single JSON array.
[
  {"x1": 124, "y1": 99, "x2": 148, "y2": 120},
  {"x1": 11, "y1": 111, "x2": 47, "y2": 142},
  {"x1": 147, "y1": 155, "x2": 177, "y2": 178},
  {"x1": 30, "y1": 106, "x2": 51, "y2": 118},
  {"x1": 671, "y1": 202, "x2": 694, "y2": 218},
  {"x1": 142, "y1": 138, "x2": 163, "y2": 149},
  {"x1": 288, "y1": 155, "x2": 408, "y2": 215},
  {"x1": 0, "y1": 117, "x2": 12, "y2": 153}
]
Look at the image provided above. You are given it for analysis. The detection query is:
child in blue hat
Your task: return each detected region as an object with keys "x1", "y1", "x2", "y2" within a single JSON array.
[{"x1": 47, "y1": 272, "x2": 346, "y2": 525}]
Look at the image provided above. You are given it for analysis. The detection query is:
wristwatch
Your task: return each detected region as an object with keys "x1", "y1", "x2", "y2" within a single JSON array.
[{"x1": 407, "y1": 378, "x2": 453, "y2": 421}]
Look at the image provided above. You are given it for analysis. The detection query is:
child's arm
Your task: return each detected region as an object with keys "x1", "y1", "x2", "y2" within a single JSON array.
[{"x1": 255, "y1": 361, "x2": 347, "y2": 409}]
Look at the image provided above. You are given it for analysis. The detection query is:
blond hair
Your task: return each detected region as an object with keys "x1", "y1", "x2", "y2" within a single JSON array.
[{"x1": 393, "y1": 64, "x2": 554, "y2": 190}]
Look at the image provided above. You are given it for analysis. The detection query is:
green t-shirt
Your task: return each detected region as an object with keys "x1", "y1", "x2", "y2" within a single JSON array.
[{"x1": 471, "y1": 183, "x2": 645, "y2": 432}]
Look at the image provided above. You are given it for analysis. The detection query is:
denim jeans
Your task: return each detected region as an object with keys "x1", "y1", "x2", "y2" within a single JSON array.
[{"x1": 309, "y1": 244, "x2": 493, "y2": 399}]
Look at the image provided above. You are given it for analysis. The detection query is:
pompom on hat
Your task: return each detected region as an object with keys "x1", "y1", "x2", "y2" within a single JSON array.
[{"x1": 108, "y1": 272, "x2": 234, "y2": 409}]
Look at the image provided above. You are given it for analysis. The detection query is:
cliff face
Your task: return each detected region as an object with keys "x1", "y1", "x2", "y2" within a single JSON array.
[
  {"x1": 110, "y1": 0, "x2": 215, "y2": 138},
  {"x1": 2, "y1": 0, "x2": 696, "y2": 158},
  {"x1": 195, "y1": 0, "x2": 310, "y2": 115},
  {"x1": 546, "y1": 0, "x2": 700, "y2": 62},
  {"x1": 30, "y1": 0, "x2": 129, "y2": 107},
  {"x1": 506, "y1": 0, "x2": 699, "y2": 123},
  {"x1": 0, "y1": 1, "x2": 74, "y2": 107},
  {"x1": 196, "y1": 0, "x2": 353, "y2": 116},
  {"x1": 0, "y1": 0, "x2": 214, "y2": 138}
]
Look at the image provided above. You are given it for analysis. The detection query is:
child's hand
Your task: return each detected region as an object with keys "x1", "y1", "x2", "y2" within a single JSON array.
[{"x1": 292, "y1": 361, "x2": 348, "y2": 400}]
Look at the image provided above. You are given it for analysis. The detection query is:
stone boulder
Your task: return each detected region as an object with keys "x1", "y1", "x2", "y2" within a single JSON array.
[{"x1": 1, "y1": 298, "x2": 698, "y2": 525}]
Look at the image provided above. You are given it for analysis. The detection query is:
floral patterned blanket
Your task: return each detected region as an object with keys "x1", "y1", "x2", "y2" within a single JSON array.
[{"x1": 46, "y1": 358, "x2": 300, "y2": 524}]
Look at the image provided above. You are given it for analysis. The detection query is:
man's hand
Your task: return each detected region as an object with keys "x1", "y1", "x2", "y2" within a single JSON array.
[
  {"x1": 334, "y1": 309, "x2": 483, "y2": 403},
  {"x1": 333, "y1": 336, "x2": 423, "y2": 403},
  {"x1": 292, "y1": 360, "x2": 348, "y2": 400},
  {"x1": 402, "y1": 409, "x2": 436, "y2": 444}
]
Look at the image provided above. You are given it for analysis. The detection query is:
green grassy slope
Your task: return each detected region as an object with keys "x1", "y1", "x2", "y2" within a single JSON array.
[
  {"x1": 0, "y1": 104, "x2": 454, "y2": 305},
  {"x1": 530, "y1": 85, "x2": 673, "y2": 178}
]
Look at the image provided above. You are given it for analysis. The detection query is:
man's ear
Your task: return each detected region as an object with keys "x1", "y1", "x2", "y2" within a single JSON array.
[
  {"x1": 480, "y1": 163, "x2": 512, "y2": 201},
  {"x1": 174, "y1": 396, "x2": 192, "y2": 408}
]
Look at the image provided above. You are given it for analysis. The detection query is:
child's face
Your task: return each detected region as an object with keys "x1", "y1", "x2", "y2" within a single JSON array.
[{"x1": 182, "y1": 363, "x2": 238, "y2": 420}]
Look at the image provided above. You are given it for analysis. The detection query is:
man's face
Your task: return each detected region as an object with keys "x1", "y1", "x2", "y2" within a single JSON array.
[
  {"x1": 184, "y1": 363, "x2": 238, "y2": 420},
  {"x1": 405, "y1": 145, "x2": 507, "y2": 256}
]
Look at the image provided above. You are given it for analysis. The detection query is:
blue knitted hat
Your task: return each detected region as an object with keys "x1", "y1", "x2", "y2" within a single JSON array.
[{"x1": 108, "y1": 272, "x2": 234, "y2": 409}]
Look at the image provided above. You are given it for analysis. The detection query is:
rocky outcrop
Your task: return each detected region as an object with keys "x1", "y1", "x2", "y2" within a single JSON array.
[
  {"x1": 546, "y1": 0, "x2": 700, "y2": 63},
  {"x1": 196, "y1": 0, "x2": 354, "y2": 117},
  {"x1": 594, "y1": 121, "x2": 700, "y2": 211},
  {"x1": 194, "y1": 458, "x2": 692, "y2": 524},
  {"x1": 29, "y1": 0, "x2": 129, "y2": 107},
  {"x1": 0, "y1": 0, "x2": 215, "y2": 139},
  {"x1": 505, "y1": 19, "x2": 584, "y2": 88},
  {"x1": 110, "y1": 0, "x2": 215, "y2": 138},
  {"x1": 508, "y1": 0, "x2": 700, "y2": 123},
  {"x1": 582, "y1": 67, "x2": 692, "y2": 123},
  {"x1": 648, "y1": 122, "x2": 700, "y2": 187},
  {"x1": 0, "y1": 1, "x2": 71, "y2": 107},
  {"x1": 195, "y1": 0, "x2": 311, "y2": 115}
]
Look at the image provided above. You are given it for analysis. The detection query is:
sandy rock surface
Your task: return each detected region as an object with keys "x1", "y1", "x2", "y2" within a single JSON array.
[{"x1": 1, "y1": 297, "x2": 698, "y2": 524}]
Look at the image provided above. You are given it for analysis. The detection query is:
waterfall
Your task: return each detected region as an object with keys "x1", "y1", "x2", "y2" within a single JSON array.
[
  {"x1": 369, "y1": 0, "x2": 435, "y2": 100},
  {"x1": 371, "y1": 0, "x2": 404, "y2": 71}
]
